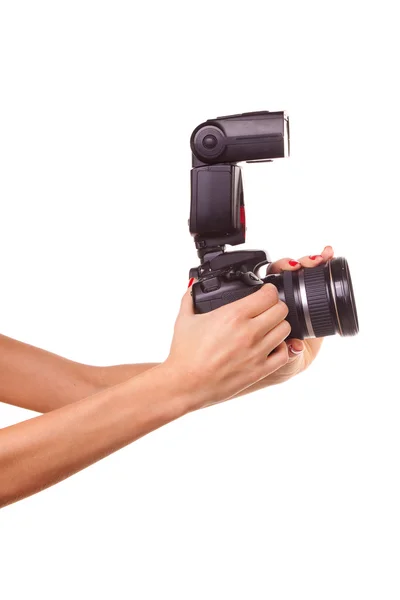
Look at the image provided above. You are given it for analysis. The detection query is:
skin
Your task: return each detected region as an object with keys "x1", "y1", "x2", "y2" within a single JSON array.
[
  {"x1": 249, "y1": 244, "x2": 335, "y2": 390},
  {"x1": 0, "y1": 246, "x2": 333, "y2": 508}
]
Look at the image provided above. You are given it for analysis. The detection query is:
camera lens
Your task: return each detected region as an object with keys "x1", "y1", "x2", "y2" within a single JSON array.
[{"x1": 263, "y1": 257, "x2": 359, "y2": 339}]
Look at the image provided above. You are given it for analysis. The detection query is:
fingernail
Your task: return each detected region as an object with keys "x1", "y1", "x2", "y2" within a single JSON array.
[
  {"x1": 309, "y1": 255, "x2": 322, "y2": 260},
  {"x1": 288, "y1": 260, "x2": 299, "y2": 267},
  {"x1": 188, "y1": 277, "x2": 195, "y2": 288},
  {"x1": 289, "y1": 344, "x2": 304, "y2": 355}
]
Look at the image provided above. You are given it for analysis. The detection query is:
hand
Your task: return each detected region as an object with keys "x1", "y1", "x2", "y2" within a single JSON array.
[
  {"x1": 233, "y1": 245, "x2": 334, "y2": 397},
  {"x1": 163, "y1": 282, "x2": 291, "y2": 411}
]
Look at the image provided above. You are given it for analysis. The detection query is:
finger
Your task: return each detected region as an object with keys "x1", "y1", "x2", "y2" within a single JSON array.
[
  {"x1": 226, "y1": 282, "x2": 279, "y2": 319},
  {"x1": 259, "y1": 342, "x2": 289, "y2": 376},
  {"x1": 268, "y1": 246, "x2": 335, "y2": 273},
  {"x1": 267, "y1": 258, "x2": 302, "y2": 274},
  {"x1": 320, "y1": 245, "x2": 334, "y2": 261},
  {"x1": 179, "y1": 279, "x2": 197, "y2": 317},
  {"x1": 297, "y1": 245, "x2": 334, "y2": 268},
  {"x1": 286, "y1": 338, "x2": 305, "y2": 358},
  {"x1": 251, "y1": 300, "x2": 289, "y2": 339},
  {"x1": 258, "y1": 320, "x2": 292, "y2": 355},
  {"x1": 297, "y1": 254, "x2": 325, "y2": 268}
]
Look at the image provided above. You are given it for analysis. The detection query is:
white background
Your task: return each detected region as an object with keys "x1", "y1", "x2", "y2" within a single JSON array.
[{"x1": 0, "y1": 1, "x2": 399, "y2": 598}]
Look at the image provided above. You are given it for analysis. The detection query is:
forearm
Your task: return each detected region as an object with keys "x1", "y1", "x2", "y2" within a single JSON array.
[
  {"x1": 97, "y1": 362, "x2": 160, "y2": 390},
  {"x1": 0, "y1": 364, "x2": 190, "y2": 508},
  {"x1": 0, "y1": 334, "x2": 158, "y2": 412},
  {"x1": 0, "y1": 333, "x2": 273, "y2": 415}
]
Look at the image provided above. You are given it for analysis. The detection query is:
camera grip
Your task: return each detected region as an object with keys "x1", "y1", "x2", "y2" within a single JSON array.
[{"x1": 193, "y1": 283, "x2": 259, "y2": 314}]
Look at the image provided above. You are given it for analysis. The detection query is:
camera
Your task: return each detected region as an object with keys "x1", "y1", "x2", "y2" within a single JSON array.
[{"x1": 188, "y1": 111, "x2": 359, "y2": 340}]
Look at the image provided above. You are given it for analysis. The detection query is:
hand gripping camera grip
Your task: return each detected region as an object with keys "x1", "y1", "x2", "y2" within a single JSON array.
[{"x1": 192, "y1": 281, "x2": 260, "y2": 314}]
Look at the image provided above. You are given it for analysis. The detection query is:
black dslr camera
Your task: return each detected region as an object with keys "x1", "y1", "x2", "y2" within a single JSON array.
[{"x1": 188, "y1": 111, "x2": 359, "y2": 340}]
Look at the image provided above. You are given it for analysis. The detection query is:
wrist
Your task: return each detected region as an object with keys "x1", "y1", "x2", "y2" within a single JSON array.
[
  {"x1": 87, "y1": 360, "x2": 202, "y2": 417},
  {"x1": 156, "y1": 360, "x2": 205, "y2": 414}
]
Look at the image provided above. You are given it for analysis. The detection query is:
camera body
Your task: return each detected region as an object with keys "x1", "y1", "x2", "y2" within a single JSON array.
[{"x1": 189, "y1": 248, "x2": 267, "y2": 313}]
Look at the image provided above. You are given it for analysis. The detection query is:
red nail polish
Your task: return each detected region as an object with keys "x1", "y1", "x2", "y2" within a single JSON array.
[
  {"x1": 288, "y1": 260, "x2": 299, "y2": 267},
  {"x1": 309, "y1": 255, "x2": 322, "y2": 260},
  {"x1": 188, "y1": 277, "x2": 195, "y2": 288}
]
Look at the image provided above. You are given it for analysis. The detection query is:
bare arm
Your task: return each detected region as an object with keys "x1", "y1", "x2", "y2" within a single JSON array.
[
  {"x1": 0, "y1": 285, "x2": 292, "y2": 507},
  {"x1": 0, "y1": 332, "x2": 284, "y2": 414},
  {"x1": 0, "y1": 364, "x2": 189, "y2": 508},
  {"x1": 0, "y1": 333, "x2": 158, "y2": 413}
]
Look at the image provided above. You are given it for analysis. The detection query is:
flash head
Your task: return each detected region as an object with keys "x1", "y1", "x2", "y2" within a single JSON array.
[{"x1": 190, "y1": 110, "x2": 290, "y2": 165}]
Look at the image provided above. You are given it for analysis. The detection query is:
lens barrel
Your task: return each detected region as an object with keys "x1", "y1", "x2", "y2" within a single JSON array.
[{"x1": 263, "y1": 257, "x2": 359, "y2": 340}]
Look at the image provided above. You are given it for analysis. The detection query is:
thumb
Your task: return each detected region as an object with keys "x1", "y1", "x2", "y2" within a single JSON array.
[{"x1": 179, "y1": 278, "x2": 197, "y2": 317}]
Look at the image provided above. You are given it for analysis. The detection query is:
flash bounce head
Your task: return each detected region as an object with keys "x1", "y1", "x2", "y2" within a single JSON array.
[{"x1": 190, "y1": 110, "x2": 290, "y2": 166}]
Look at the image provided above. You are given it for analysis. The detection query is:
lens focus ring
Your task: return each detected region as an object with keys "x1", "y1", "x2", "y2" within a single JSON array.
[{"x1": 303, "y1": 265, "x2": 336, "y2": 337}]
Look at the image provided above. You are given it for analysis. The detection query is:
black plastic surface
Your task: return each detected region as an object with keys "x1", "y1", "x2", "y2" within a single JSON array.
[
  {"x1": 190, "y1": 164, "x2": 242, "y2": 235},
  {"x1": 191, "y1": 111, "x2": 289, "y2": 165}
]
